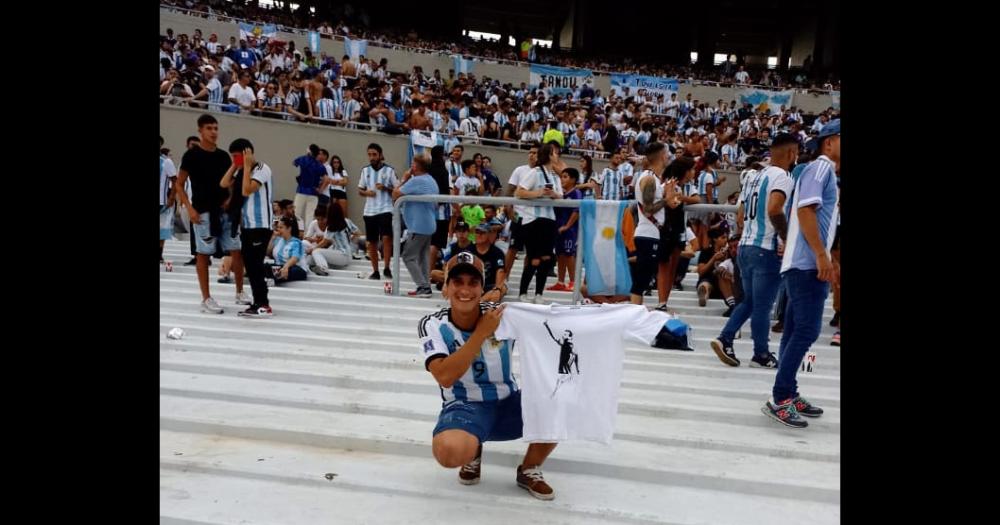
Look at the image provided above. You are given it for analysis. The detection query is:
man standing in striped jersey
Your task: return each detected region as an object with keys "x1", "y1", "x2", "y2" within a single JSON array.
[
  {"x1": 220, "y1": 138, "x2": 274, "y2": 318},
  {"x1": 358, "y1": 143, "x2": 398, "y2": 280},
  {"x1": 709, "y1": 134, "x2": 798, "y2": 369},
  {"x1": 594, "y1": 149, "x2": 629, "y2": 201},
  {"x1": 186, "y1": 65, "x2": 224, "y2": 111},
  {"x1": 419, "y1": 256, "x2": 557, "y2": 500},
  {"x1": 763, "y1": 120, "x2": 839, "y2": 428}
]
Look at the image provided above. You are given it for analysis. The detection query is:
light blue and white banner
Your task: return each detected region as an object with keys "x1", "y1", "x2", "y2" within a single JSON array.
[
  {"x1": 308, "y1": 31, "x2": 321, "y2": 53},
  {"x1": 344, "y1": 37, "x2": 368, "y2": 62},
  {"x1": 830, "y1": 90, "x2": 840, "y2": 110},
  {"x1": 453, "y1": 55, "x2": 475, "y2": 75},
  {"x1": 737, "y1": 89, "x2": 795, "y2": 115},
  {"x1": 408, "y1": 130, "x2": 443, "y2": 167},
  {"x1": 238, "y1": 23, "x2": 277, "y2": 42},
  {"x1": 579, "y1": 199, "x2": 632, "y2": 297},
  {"x1": 529, "y1": 64, "x2": 594, "y2": 96},
  {"x1": 609, "y1": 74, "x2": 679, "y2": 101}
]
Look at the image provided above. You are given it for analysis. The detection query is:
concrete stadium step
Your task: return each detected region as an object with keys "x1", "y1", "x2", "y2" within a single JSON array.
[
  {"x1": 158, "y1": 283, "x2": 838, "y2": 339},
  {"x1": 160, "y1": 237, "x2": 841, "y2": 523},
  {"x1": 159, "y1": 302, "x2": 843, "y2": 360},
  {"x1": 160, "y1": 393, "x2": 839, "y2": 503},
  {"x1": 160, "y1": 430, "x2": 840, "y2": 525},
  {"x1": 160, "y1": 338, "x2": 842, "y2": 409},
  {"x1": 159, "y1": 348, "x2": 841, "y2": 433},
  {"x1": 157, "y1": 304, "x2": 843, "y2": 377},
  {"x1": 160, "y1": 363, "x2": 840, "y2": 461}
]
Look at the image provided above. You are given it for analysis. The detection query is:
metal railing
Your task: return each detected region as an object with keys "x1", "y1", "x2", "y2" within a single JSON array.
[
  {"x1": 159, "y1": 95, "x2": 608, "y2": 157},
  {"x1": 390, "y1": 195, "x2": 735, "y2": 303}
]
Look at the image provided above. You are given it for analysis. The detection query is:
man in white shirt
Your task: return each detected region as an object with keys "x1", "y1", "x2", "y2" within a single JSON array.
[
  {"x1": 665, "y1": 93, "x2": 679, "y2": 118},
  {"x1": 503, "y1": 144, "x2": 540, "y2": 278},
  {"x1": 227, "y1": 71, "x2": 256, "y2": 113},
  {"x1": 735, "y1": 66, "x2": 750, "y2": 85}
]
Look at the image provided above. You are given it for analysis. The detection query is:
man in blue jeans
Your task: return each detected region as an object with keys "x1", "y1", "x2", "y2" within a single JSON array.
[
  {"x1": 393, "y1": 154, "x2": 439, "y2": 298},
  {"x1": 763, "y1": 120, "x2": 840, "y2": 429},
  {"x1": 710, "y1": 134, "x2": 798, "y2": 368}
]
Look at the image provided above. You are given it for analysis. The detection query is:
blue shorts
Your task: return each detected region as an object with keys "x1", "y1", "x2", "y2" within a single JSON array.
[
  {"x1": 557, "y1": 229, "x2": 577, "y2": 256},
  {"x1": 193, "y1": 211, "x2": 241, "y2": 254},
  {"x1": 432, "y1": 390, "x2": 523, "y2": 443}
]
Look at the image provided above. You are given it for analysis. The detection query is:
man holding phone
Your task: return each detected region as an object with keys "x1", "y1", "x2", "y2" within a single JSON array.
[{"x1": 220, "y1": 138, "x2": 274, "y2": 318}]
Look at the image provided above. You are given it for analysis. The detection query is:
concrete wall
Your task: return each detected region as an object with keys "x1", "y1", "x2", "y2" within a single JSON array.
[
  {"x1": 160, "y1": 9, "x2": 835, "y2": 114},
  {"x1": 161, "y1": 104, "x2": 740, "y2": 228}
]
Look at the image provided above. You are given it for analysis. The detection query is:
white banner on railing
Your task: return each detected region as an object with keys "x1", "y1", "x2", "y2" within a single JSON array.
[
  {"x1": 609, "y1": 74, "x2": 679, "y2": 100},
  {"x1": 737, "y1": 89, "x2": 795, "y2": 115},
  {"x1": 529, "y1": 64, "x2": 594, "y2": 96},
  {"x1": 344, "y1": 37, "x2": 368, "y2": 62},
  {"x1": 453, "y1": 55, "x2": 474, "y2": 75},
  {"x1": 830, "y1": 90, "x2": 840, "y2": 110}
]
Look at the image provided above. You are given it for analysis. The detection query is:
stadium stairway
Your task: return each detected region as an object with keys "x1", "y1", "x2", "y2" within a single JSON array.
[{"x1": 159, "y1": 239, "x2": 840, "y2": 525}]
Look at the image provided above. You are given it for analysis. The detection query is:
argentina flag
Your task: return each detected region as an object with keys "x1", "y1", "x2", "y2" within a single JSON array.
[
  {"x1": 344, "y1": 37, "x2": 367, "y2": 62},
  {"x1": 308, "y1": 31, "x2": 321, "y2": 53},
  {"x1": 453, "y1": 55, "x2": 474, "y2": 75},
  {"x1": 579, "y1": 199, "x2": 632, "y2": 296}
]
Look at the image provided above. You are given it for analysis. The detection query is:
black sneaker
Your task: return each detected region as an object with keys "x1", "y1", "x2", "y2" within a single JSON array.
[
  {"x1": 710, "y1": 338, "x2": 740, "y2": 367},
  {"x1": 791, "y1": 395, "x2": 824, "y2": 418},
  {"x1": 762, "y1": 398, "x2": 808, "y2": 428},
  {"x1": 238, "y1": 304, "x2": 273, "y2": 318},
  {"x1": 435, "y1": 281, "x2": 444, "y2": 291},
  {"x1": 750, "y1": 352, "x2": 778, "y2": 368},
  {"x1": 771, "y1": 321, "x2": 784, "y2": 333},
  {"x1": 829, "y1": 311, "x2": 840, "y2": 327},
  {"x1": 383, "y1": 267, "x2": 393, "y2": 279},
  {"x1": 184, "y1": 257, "x2": 197, "y2": 266},
  {"x1": 368, "y1": 271, "x2": 380, "y2": 280},
  {"x1": 673, "y1": 282, "x2": 683, "y2": 291}
]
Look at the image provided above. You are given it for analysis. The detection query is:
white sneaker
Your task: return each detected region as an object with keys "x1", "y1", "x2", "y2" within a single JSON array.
[
  {"x1": 310, "y1": 264, "x2": 329, "y2": 276},
  {"x1": 235, "y1": 290, "x2": 252, "y2": 305},
  {"x1": 201, "y1": 297, "x2": 224, "y2": 314},
  {"x1": 518, "y1": 294, "x2": 531, "y2": 303},
  {"x1": 532, "y1": 295, "x2": 545, "y2": 304}
]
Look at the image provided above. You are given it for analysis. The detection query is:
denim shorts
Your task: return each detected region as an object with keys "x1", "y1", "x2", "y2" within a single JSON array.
[
  {"x1": 193, "y1": 211, "x2": 241, "y2": 254},
  {"x1": 432, "y1": 390, "x2": 523, "y2": 443}
]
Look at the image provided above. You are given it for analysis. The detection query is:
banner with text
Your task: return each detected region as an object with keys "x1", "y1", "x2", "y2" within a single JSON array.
[
  {"x1": 529, "y1": 63, "x2": 594, "y2": 96},
  {"x1": 609, "y1": 74, "x2": 679, "y2": 101}
]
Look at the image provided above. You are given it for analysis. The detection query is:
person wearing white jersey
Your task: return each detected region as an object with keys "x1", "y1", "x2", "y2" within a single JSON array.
[
  {"x1": 697, "y1": 151, "x2": 723, "y2": 204},
  {"x1": 445, "y1": 145, "x2": 464, "y2": 189},
  {"x1": 419, "y1": 256, "x2": 558, "y2": 500},
  {"x1": 220, "y1": 138, "x2": 273, "y2": 318},
  {"x1": 159, "y1": 136, "x2": 177, "y2": 262},
  {"x1": 503, "y1": 143, "x2": 540, "y2": 284},
  {"x1": 358, "y1": 143, "x2": 399, "y2": 280},
  {"x1": 763, "y1": 120, "x2": 840, "y2": 429},
  {"x1": 709, "y1": 134, "x2": 798, "y2": 369},
  {"x1": 594, "y1": 149, "x2": 628, "y2": 201},
  {"x1": 514, "y1": 141, "x2": 564, "y2": 303},
  {"x1": 315, "y1": 87, "x2": 337, "y2": 122},
  {"x1": 630, "y1": 142, "x2": 681, "y2": 305},
  {"x1": 326, "y1": 154, "x2": 350, "y2": 218},
  {"x1": 186, "y1": 65, "x2": 225, "y2": 111},
  {"x1": 721, "y1": 134, "x2": 741, "y2": 169}
]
